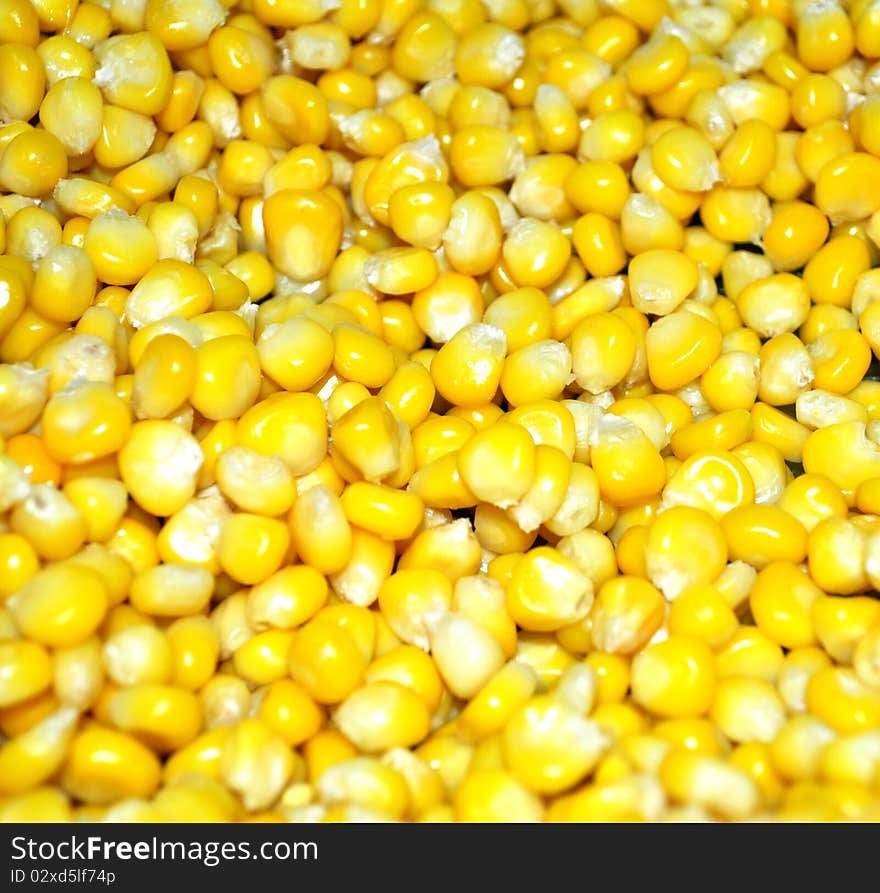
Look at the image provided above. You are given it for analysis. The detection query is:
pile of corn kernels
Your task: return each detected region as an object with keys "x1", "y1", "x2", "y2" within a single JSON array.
[{"x1": 4, "y1": 0, "x2": 880, "y2": 823}]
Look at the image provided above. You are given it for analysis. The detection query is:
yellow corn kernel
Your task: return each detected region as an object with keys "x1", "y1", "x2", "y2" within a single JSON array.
[
  {"x1": 0, "y1": 0, "x2": 40, "y2": 46},
  {"x1": 92, "y1": 105, "x2": 157, "y2": 171},
  {"x1": 579, "y1": 108, "x2": 645, "y2": 166},
  {"x1": 749, "y1": 561, "x2": 821, "y2": 650},
  {"x1": 261, "y1": 188, "x2": 342, "y2": 283},
  {"x1": 83, "y1": 210, "x2": 158, "y2": 286},
  {"x1": 314, "y1": 755, "x2": 407, "y2": 820},
  {"x1": 401, "y1": 280, "x2": 474, "y2": 353},
  {"x1": 643, "y1": 506, "x2": 728, "y2": 600},
  {"x1": 456, "y1": 420, "x2": 535, "y2": 509},
  {"x1": 376, "y1": 364, "x2": 433, "y2": 433},
  {"x1": 92, "y1": 31, "x2": 172, "y2": 114},
  {"x1": 814, "y1": 152, "x2": 880, "y2": 226},
  {"x1": 251, "y1": 679, "x2": 323, "y2": 752},
  {"x1": 10, "y1": 484, "x2": 89, "y2": 562},
  {"x1": 0, "y1": 533, "x2": 39, "y2": 601},
  {"x1": 626, "y1": 249, "x2": 697, "y2": 318},
  {"x1": 650, "y1": 125, "x2": 720, "y2": 193},
  {"x1": 589, "y1": 416, "x2": 666, "y2": 509},
  {"x1": 454, "y1": 22, "x2": 525, "y2": 88},
  {"x1": 733, "y1": 276, "x2": 813, "y2": 346},
  {"x1": 396, "y1": 521, "x2": 479, "y2": 586},
  {"x1": 645, "y1": 310, "x2": 722, "y2": 392},
  {"x1": 214, "y1": 446, "x2": 295, "y2": 518},
  {"x1": 762, "y1": 203, "x2": 829, "y2": 273},
  {"x1": 504, "y1": 546, "x2": 592, "y2": 633},
  {"x1": 756, "y1": 334, "x2": 812, "y2": 408},
  {"x1": 796, "y1": 0, "x2": 854, "y2": 71},
  {"x1": 701, "y1": 351, "x2": 760, "y2": 413},
  {"x1": 236, "y1": 394, "x2": 326, "y2": 478},
  {"x1": 0, "y1": 641, "x2": 53, "y2": 709},
  {"x1": 631, "y1": 635, "x2": 717, "y2": 720},
  {"x1": 338, "y1": 482, "x2": 422, "y2": 541},
  {"x1": 424, "y1": 607, "x2": 504, "y2": 698},
  {"x1": 325, "y1": 527, "x2": 392, "y2": 608},
  {"x1": 38, "y1": 77, "x2": 103, "y2": 159},
  {"x1": 6, "y1": 434, "x2": 61, "y2": 488},
  {"x1": 569, "y1": 311, "x2": 635, "y2": 395},
  {"x1": 670, "y1": 409, "x2": 754, "y2": 461},
  {"x1": 730, "y1": 742, "x2": 783, "y2": 806},
  {"x1": 701, "y1": 185, "x2": 772, "y2": 245},
  {"x1": 564, "y1": 161, "x2": 630, "y2": 223},
  {"x1": 589, "y1": 576, "x2": 665, "y2": 655},
  {"x1": 453, "y1": 768, "x2": 543, "y2": 822},
  {"x1": 429, "y1": 322, "x2": 506, "y2": 407},
  {"x1": 811, "y1": 594, "x2": 880, "y2": 664},
  {"x1": 716, "y1": 119, "x2": 776, "y2": 189},
  {"x1": 0, "y1": 786, "x2": 72, "y2": 823},
  {"x1": 119, "y1": 420, "x2": 203, "y2": 518},
  {"x1": 806, "y1": 666, "x2": 880, "y2": 734},
  {"x1": 709, "y1": 676, "x2": 787, "y2": 745},
  {"x1": 501, "y1": 218, "x2": 571, "y2": 289},
  {"x1": 332, "y1": 680, "x2": 430, "y2": 753},
  {"x1": 659, "y1": 750, "x2": 759, "y2": 821},
  {"x1": 505, "y1": 443, "x2": 571, "y2": 534},
  {"x1": 667, "y1": 583, "x2": 738, "y2": 648},
  {"x1": 288, "y1": 618, "x2": 366, "y2": 705},
  {"x1": 60, "y1": 478, "x2": 127, "y2": 545},
  {"x1": 220, "y1": 718, "x2": 296, "y2": 813},
  {"x1": 441, "y1": 189, "x2": 503, "y2": 277},
  {"x1": 331, "y1": 396, "x2": 400, "y2": 483},
  {"x1": 768, "y1": 713, "x2": 836, "y2": 784},
  {"x1": 0, "y1": 129, "x2": 67, "y2": 199},
  {"x1": 375, "y1": 567, "x2": 452, "y2": 651},
  {"x1": 777, "y1": 475, "x2": 847, "y2": 537},
  {"x1": 776, "y1": 646, "x2": 832, "y2": 715},
  {"x1": 388, "y1": 182, "x2": 455, "y2": 251},
  {"x1": 231, "y1": 629, "x2": 295, "y2": 687},
  {"x1": 503, "y1": 694, "x2": 610, "y2": 795},
  {"x1": 715, "y1": 625, "x2": 785, "y2": 684},
  {"x1": 571, "y1": 213, "x2": 627, "y2": 278},
  {"x1": 449, "y1": 659, "x2": 536, "y2": 743},
  {"x1": 216, "y1": 512, "x2": 289, "y2": 586},
  {"x1": 449, "y1": 125, "x2": 524, "y2": 189},
  {"x1": 60, "y1": 724, "x2": 161, "y2": 805},
  {"x1": 720, "y1": 504, "x2": 808, "y2": 570},
  {"x1": 361, "y1": 640, "x2": 442, "y2": 711},
  {"x1": 102, "y1": 623, "x2": 172, "y2": 688},
  {"x1": 130, "y1": 563, "x2": 215, "y2": 618},
  {"x1": 131, "y1": 333, "x2": 195, "y2": 420},
  {"x1": 165, "y1": 616, "x2": 219, "y2": 693},
  {"x1": 626, "y1": 33, "x2": 689, "y2": 96},
  {"x1": 751, "y1": 402, "x2": 811, "y2": 463},
  {"x1": 328, "y1": 321, "x2": 395, "y2": 389}
]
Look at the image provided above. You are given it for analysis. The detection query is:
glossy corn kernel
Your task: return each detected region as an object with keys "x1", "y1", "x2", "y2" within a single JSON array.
[
  {"x1": 503, "y1": 694, "x2": 610, "y2": 795},
  {"x1": 83, "y1": 210, "x2": 159, "y2": 286},
  {"x1": 0, "y1": 130, "x2": 68, "y2": 199},
  {"x1": 631, "y1": 635, "x2": 717, "y2": 720},
  {"x1": 262, "y1": 189, "x2": 343, "y2": 283},
  {"x1": 651, "y1": 126, "x2": 720, "y2": 193},
  {"x1": 60, "y1": 725, "x2": 161, "y2": 805},
  {"x1": 644, "y1": 506, "x2": 728, "y2": 600},
  {"x1": 645, "y1": 310, "x2": 722, "y2": 392}
]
